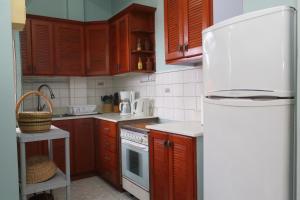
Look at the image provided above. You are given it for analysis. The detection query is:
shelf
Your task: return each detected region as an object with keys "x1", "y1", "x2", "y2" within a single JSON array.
[
  {"x1": 131, "y1": 50, "x2": 154, "y2": 54},
  {"x1": 24, "y1": 169, "x2": 69, "y2": 195},
  {"x1": 131, "y1": 29, "x2": 154, "y2": 34},
  {"x1": 17, "y1": 126, "x2": 69, "y2": 142}
]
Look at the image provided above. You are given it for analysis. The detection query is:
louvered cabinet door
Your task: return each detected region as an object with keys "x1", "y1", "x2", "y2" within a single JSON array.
[
  {"x1": 169, "y1": 134, "x2": 196, "y2": 200},
  {"x1": 31, "y1": 19, "x2": 54, "y2": 75},
  {"x1": 117, "y1": 15, "x2": 130, "y2": 73},
  {"x1": 164, "y1": 0, "x2": 184, "y2": 61},
  {"x1": 85, "y1": 23, "x2": 110, "y2": 75},
  {"x1": 54, "y1": 22, "x2": 85, "y2": 76},
  {"x1": 183, "y1": 0, "x2": 213, "y2": 57},
  {"x1": 20, "y1": 19, "x2": 33, "y2": 75},
  {"x1": 73, "y1": 119, "x2": 95, "y2": 175},
  {"x1": 109, "y1": 22, "x2": 119, "y2": 75},
  {"x1": 149, "y1": 131, "x2": 170, "y2": 200}
]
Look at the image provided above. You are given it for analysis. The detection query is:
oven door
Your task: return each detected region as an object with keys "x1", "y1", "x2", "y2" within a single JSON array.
[{"x1": 121, "y1": 139, "x2": 149, "y2": 190}]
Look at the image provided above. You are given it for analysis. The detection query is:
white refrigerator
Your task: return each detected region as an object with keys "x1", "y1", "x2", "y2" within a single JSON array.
[{"x1": 202, "y1": 6, "x2": 296, "y2": 200}]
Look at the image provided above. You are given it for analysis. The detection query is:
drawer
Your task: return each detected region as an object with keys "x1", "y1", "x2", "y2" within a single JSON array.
[
  {"x1": 101, "y1": 135, "x2": 117, "y2": 153},
  {"x1": 100, "y1": 120, "x2": 117, "y2": 138}
]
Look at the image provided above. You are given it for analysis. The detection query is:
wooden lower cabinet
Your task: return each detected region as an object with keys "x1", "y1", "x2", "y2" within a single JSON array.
[
  {"x1": 95, "y1": 119, "x2": 121, "y2": 190},
  {"x1": 52, "y1": 118, "x2": 95, "y2": 178},
  {"x1": 149, "y1": 130, "x2": 197, "y2": 200}
]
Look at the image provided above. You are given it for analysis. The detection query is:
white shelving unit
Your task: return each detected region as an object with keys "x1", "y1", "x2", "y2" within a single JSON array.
[{"x1": 17, "y1": 126, "x2": 71, "y2": 200}]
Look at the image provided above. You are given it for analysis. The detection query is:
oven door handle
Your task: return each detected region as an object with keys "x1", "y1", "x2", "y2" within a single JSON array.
[{"x1": 122, "y1": 139, "x2": 149, "y2": 151}]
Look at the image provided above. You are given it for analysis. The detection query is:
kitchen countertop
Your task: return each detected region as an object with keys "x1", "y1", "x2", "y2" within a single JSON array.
[
  {"x1": 146, "y1": 121, "x2": 203, "y2": 137},
  {"x1": 53, "y1": 113, "x2": 158, "y2": 123}
]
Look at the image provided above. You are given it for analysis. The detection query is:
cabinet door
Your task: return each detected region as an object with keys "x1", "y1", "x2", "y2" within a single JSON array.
[
  {"x1": 85, "y1": 23, "x2": 110, "y2": 75},
  {"x1": 54, "y1": 22, "x2": 85, "y2": 76},
  {"x1": 169, "y1": 134, "x2": 196, "y2": 200},
  {"x1": 109, "y1": 22, "x2": 119, "y2": 75},
  {"x1": 31, "y1": 19, "x2": 54, "y2": 75},
  {"x1": 117, "y1": 15, "x2": 130, "y2": 73},
  {"x1": 73, "y1": 119, "x2": 95, "y2": 175},
  {"x1": 149, "y1": 131, "x2": 170, "y2": 200},
  {"x1": 52, "y1": 120, "x2": 75, "y2": 175},
  {"x1": 183, "y1": 0, "x2": 212, "y2": 57},
  {"x1": 20, "y1": 19, "x2": 33, "y2": 75},
  {"x1": 164, "y1": 0, "x2": 184, "y2": 61}
]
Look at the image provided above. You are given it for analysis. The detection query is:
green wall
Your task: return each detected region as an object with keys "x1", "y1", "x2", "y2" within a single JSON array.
[
  {"x1": 243, "y1": 0, "x2": 297, "y2": 12},
  {"x1": 0, "y1": 0, "x2": 20, "y2": 199},
  {"x1": 26, "y1": 0, "x2": 111, "y2": 21},
  {"x1": 84, "y1": 0, "x2": 111, "y2": 21}
]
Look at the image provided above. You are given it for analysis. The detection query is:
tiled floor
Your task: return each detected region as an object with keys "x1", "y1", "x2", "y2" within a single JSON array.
[{"x1": 53, "y1": 176, "x2": 136, "y2": 200}]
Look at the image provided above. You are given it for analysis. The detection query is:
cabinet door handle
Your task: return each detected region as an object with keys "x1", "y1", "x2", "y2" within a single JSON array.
[
  {"x1": 103, "y1": 127, "x2": 110, "y2": 132},
  {"x1": 164, "y1": 140, "x2": 173, "y2": 148},
  {"x1": 104, "y1": 155, "x2": 111, "y2": 161},
  {"x1": 184, "y1": 44, "x2": 189, "y2": 52},
  {"x1": 178, "y1": 45, "x2": 183, "y2": 52}
]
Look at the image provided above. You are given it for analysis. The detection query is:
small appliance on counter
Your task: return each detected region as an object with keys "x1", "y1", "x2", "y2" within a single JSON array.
[
  {"x1": 68, "y1": 105, "x2": 97, "y2": 116},
  {"x1": 119, "y1": 91, "x2": 137, "y2": 116},
  {"x1": 131, "y1": 98, "x2": 153, "y2": 117},
  {"x1": 120, "y1": 119, "x2": 159, "y2": 200}
]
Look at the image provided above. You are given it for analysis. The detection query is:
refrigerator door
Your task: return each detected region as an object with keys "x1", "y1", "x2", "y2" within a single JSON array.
[
  {"x1": 203, "y1": 98, "x2": 295, "y2": 200},
  {"x1": 203, "y1": 6, "x2": 296, "y2": 98}
]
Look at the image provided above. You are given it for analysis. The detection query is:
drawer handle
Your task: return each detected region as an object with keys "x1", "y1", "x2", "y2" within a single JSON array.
[{"x1": 103, "y1": 128, "x2": 110, "y2": 132}]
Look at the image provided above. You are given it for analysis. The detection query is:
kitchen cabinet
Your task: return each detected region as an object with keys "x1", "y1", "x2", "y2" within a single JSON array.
[
  {"x1": 109, "y1": 4, "x2": 156, "y2": 75},
  {"x1": 20, "y1": 19, "x2": 33, "y2": 75},
  {"x1": 95, "y1": 119, "x2": 121, "y2": 190},
  {"x1": 73, "y1": 118, "x2": 95, "y2": 175},
  {"x1": 31, "y1": 18, "x2": 55, "y2": 75},
  {"x1": 164, "y1": 0, "x2": 212, "y2": 64},
  {"x1": 149, "y1": 130, "x2": 197, "y2": 200},
  {"x1": 109, "y1": 15, "x2": 130, "y2": 74},
  {"x1": 53, "y1": 118, "x2": 95, "y2": 178},
  {"x1": 52, "y1": 120, "x2": 75, "y2": 175},
  {"x1": 85, "y1": 22, "x2": 110, "y2": 76},
  {"x1": 54, "y1": 22, "x2": 85, "y2": 76}
]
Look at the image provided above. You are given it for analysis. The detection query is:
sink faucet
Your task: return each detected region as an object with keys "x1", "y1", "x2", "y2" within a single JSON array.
[{"x1": 37, "y1": 84, "x2": 55, "y2": 111}]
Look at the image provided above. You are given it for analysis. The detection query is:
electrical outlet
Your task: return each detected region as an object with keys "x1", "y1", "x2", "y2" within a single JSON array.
[
  {"x1": 97, "y1": 82, "x2": 104, "y2": 86},
  {"x1": 165, "y1": 88, "x2": 171, "y2": 93}
]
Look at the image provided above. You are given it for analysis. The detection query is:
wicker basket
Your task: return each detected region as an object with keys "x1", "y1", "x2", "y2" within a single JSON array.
[
  {"x1": 16, "y1": 91, "x2": 53, "y2": 133},
  {"x1": 26, "y1": 156, "x2": 57, "y2": 184},
  {"x1": 29, "y1": 193, "x2": 54, "y2": 200}
]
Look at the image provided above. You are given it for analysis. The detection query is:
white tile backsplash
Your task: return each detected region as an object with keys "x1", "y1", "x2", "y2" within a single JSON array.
[{"x1": 22, "y1": 68, "x2": 204, "y2": 121}]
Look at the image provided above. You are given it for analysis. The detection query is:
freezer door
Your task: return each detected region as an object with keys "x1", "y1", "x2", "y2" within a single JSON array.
[
  {"x1": 203, "y1": 6, "x2": 296, "y2": 98},
  {"x1": 203, "y1": 98, "x2": 295, "y2": 200}
]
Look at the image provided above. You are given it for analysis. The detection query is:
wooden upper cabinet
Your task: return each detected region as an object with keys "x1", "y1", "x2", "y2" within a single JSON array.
[
  {"x1": 149, "y1": 131, "x2": 170, "y2": 200},
  {"x1": 169, "y1": 134, "x2": 196, "y2": 200},
  {"x1": 164, "y1": 0, "x2": 184, "y2": 61},
  {"x1": 109, "y1": 22, "x2": 118, "y2": 75},
  {"x1": 117, "y1": 15, "x2": 130, "y2": 73},
  {"x1": 20, "y1": 19, "x2": 33, "y2": 75},
  {"x1": 165, "y1": 0, "x2": 212, "y2": 64},
  {"x1": 85, "y1": 23, "x2": 110, "y2": 76},
  {"x1": 54, "y1": 22, "x2": 85, "y2": 76},
  {"x1": 31, "y1": 19, "x2": 54, "y2": 75}
]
